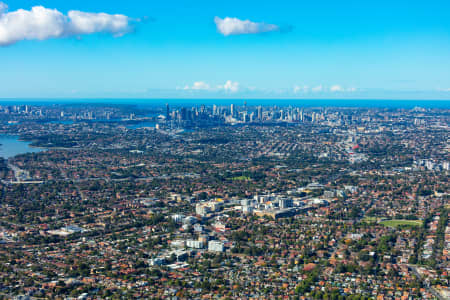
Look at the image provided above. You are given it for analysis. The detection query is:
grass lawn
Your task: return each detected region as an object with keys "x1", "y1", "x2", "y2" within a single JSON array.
[
  {"x1": 362, "y1": 216, "x2": 379, "y2": 223},
  {"x1": 380, "y1": 219, "x2": 423, "y2": 228},
  {"x1": 232, "y1": 176, "x2": 251, "y2": 181}
]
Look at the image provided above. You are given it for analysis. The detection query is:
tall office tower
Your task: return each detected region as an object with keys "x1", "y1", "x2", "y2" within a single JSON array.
[
  {"x1": 257, "y1": 106, "x2": 262, "y2": 121},
  {"x1": 230, "y1": 104, "x2": 235, "y2": 117},
  {"x1": 166, "y1": 103, "x2": 170, "y2": 120},
  {"x1": 242, "y1": 112, "x2": 248, "y2": 123},
  {"x1": 244, "y1": 101, "x2": 247, "y2": 110},
  {"x1": 181, "y1": 107, "x2": 187, "y2": 120},
  {"x1": 213, "y1": 104, "x2": 217, "y2": 116}
]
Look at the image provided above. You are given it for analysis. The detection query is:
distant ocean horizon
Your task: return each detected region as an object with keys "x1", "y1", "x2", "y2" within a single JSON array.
[{"x1": 0, "y1": 98, "x2": 449, "y2": 109}]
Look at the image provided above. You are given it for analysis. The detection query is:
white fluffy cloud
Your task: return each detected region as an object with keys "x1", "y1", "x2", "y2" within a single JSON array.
[
  {"x1": 68, "y1": 11, "x2": 132, "y2": 37},
  {"x1": 293, "y1": 85, "x2": 309, "y2": 93},
  {"x1": 214, "y1": 16, "x2": 279, "y2": 36},
  {"x1": 0, "y1": 2, "x2": 135, "y2": 46},
  {"x1": 330, "y1": 85, "x2": 344, "y2": 92},
  {"x1": 294, "y1": 84, "x2": 356, "y2": 93},
  {"x1": 181, "y1": 80, "x2": 240, "y2": 93},
  {"x1": 330, "y1": 85, "x2": 357, "y2": 92},
  {"x1": 183, "y1": 81, "x2": 211, "y2": 90},
  {"x1": 0, "y1": 4, "x2": 66, "y2": 45},
  {"x1": 219, "y1": 80, "x2": 239, "y2": 92}
]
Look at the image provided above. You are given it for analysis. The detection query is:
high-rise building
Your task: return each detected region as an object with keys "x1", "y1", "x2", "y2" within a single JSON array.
[
  {"x1": 243, "y1": 112, "x2": 249, "y2": 123},
  {"x1": 208, "y1": 240, "x2": 224, "y2": 252},
  {"x1": 279, "y1": 198, "x2": 293, "y2": 209},
  {"x1": 230, "y1": 104, "x2": 235, "y2": 117},
  {"x1": 186, "y1": 240, "x2": 204, "y2": 249},
  {"x1": 166, "y1": 103, "x2": 170, "y2": 120},
  {"x1": 180, "y1": 107, "x2": 187, "y2": 120},
  {"x1": 257, "y1": 106, "x2": 262, "y2": 121}
]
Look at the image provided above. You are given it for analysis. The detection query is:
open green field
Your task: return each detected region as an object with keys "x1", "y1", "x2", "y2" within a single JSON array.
[
  {"x1": 362, "y1": 216, "x2": 379, "y2": 223},
  {"x1": 380, "y1": 219, "x2": 423, "y2": 228},
  {"x1": 232, "y1": 176, "x2": 251, "y2": 181}
]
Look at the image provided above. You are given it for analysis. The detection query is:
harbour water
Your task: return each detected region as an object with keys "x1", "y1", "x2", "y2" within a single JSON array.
[
  {"x1": 126, "y1": 121, "x2": 157, "y2": 129},
  {"x1": 0, "y1": 135, "x2": 43, "y2": 159}
]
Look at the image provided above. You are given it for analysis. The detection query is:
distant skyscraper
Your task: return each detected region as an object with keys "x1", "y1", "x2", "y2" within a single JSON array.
[
  {"x1": 230, "y1": 104, "x2": 235, "y2": 117},
  {"x1": 243, "y1": 112, "x2": 248, "y2": 123},
  {"x1": 166, "y1": 103, "x2": 170, "y2": 120},
  {"x1": 257, "y1": 106, "x2": 262, "y2": 121},
  {"x1": 181, "y1": 107, "x2": 187, "y2": 120}
]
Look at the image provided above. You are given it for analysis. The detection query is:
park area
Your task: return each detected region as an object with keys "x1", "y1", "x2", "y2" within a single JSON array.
[{"x1": 380, "y1": 219, "x2": 423, "y2": 228}]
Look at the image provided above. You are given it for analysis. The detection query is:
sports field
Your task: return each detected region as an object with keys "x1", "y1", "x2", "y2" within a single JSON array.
[{"x1": 380, "y1": 219, "x2": 423, "y2": 228}]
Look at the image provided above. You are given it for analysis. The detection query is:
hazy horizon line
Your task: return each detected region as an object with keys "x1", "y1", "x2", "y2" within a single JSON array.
[{"x1": 0, "y1": 97, "x2": 449, "y2": 101}]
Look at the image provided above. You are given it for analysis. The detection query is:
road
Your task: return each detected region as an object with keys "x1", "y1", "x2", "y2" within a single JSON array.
[
  {"x1": 7, "y1": 162, "x2": 31, "y2": 182},
  {"x1": 408, "y1": 265, "x2": 445, "y2": 300}
]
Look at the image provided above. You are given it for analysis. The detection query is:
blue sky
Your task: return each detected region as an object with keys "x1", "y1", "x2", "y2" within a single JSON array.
[{"x1": 1, "y1": 0, "x2": 450, "y2": 99}]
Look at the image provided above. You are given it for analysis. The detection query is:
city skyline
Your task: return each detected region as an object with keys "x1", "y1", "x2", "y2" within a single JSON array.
[
  {"x1": 1, "y1": 0, "x2": 450, "y2": 99},
  {"x1": 0, "y1": 2, "x2": 448, "y2": 297},
  {"x1": 0, "y1": 101, "x2": 448, "y2": 298}
]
